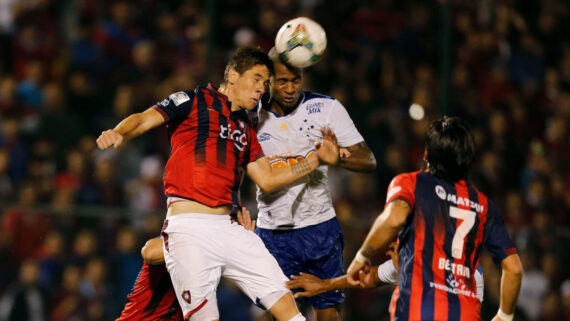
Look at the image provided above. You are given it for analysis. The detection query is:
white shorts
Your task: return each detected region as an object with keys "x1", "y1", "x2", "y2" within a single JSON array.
[{"x1": 162, "y1": 213, "x2": 290, "y2": 320}]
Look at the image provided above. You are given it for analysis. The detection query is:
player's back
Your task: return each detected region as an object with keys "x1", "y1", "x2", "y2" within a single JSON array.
[{"x1": 387, "y1": 171, "x2": 515, "y2": 321}]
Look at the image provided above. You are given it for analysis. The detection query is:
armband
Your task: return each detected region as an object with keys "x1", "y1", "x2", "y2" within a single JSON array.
[{"x1": 354, "y1": 250, "x2": 370, "y2": 264}]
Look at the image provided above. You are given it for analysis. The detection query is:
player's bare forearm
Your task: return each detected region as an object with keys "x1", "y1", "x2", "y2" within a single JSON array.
[
  {"x1": 499, "y1": 254, "x2": 523, "y2": 315},
  {"x1": 114, "y1": 108, "x2": 165, "y2": 140},
  {"x1": 247, "y1": 154, "x2": 319, "y2": 193},
  {"x1": 97, "y1": 108, "x2": 165, "y2": 149},
  {"x1": 339, "y1": 142, "x2": 377, "y2": 172},
  {"x1": 287, "y1": 266, "x2": 383, "y2": 297},
  {"x1": 359, "y1": 200, "x2": 410, "y2": 259}
]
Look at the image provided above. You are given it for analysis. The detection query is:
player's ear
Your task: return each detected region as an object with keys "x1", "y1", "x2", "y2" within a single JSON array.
[{"x1": 228, "y1": 69, "x2": 239, "y2": 85}]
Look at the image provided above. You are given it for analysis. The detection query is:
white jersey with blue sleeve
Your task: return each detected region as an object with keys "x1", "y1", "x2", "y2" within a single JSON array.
[{"x1": 255, "y1": 91, "x2": 363, "y2": 229}]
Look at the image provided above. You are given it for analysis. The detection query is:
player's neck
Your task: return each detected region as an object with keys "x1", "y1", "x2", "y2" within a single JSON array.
[
  {"x1": 219, "y1": 83, "x2": 242, "y2": 112},
  {"x1": 270, "y1": 100, "x2": 299, "y2": 116}
]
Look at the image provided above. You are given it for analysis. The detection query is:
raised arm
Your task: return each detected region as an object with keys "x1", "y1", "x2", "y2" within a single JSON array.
[
  {"x1": 492, "y1": 254, "x2": 523, "y2": 321},
  {"x1": 96, "y1": 108, "x2": 165, "y2": 149},
  {"x1": 346, "y1": 199, "x2": 412, "y2": 286}
]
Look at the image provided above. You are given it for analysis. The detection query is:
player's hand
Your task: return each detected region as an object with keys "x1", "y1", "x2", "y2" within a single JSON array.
[
  {"x1": 339, "y1": 147, "x2": 351, "y2": 159},
  {"x1": 359, "y1": 265, "x2": 381, "y2": 288},
  {"x1": 387, "y1": 242, "x2": 399, "y2": 270},
  {"x1": 315, "y1": 127, "x2": 340, "y2": 166},
  {"x1": 96, "y1": 129, "x2": 124, "y2": 149},
  {"x1": 286, "y1": 272, "x2": 328, "y2": 298},
  {"x1": 346, "y1": 256, "x2": 370, "y2": 287},
  {"x1": 236, "y1": 206, "x2": 256, "y2": 232}
]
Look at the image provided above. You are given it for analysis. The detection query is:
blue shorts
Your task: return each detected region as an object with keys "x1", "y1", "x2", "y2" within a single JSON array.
[{"x1": 256, "y1": 217, "x2": 345, "y2": 309}]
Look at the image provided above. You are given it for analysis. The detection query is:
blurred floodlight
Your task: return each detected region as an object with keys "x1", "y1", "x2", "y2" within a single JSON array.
[{"x1": 409, "y1": 103, "x2": 425, "y2": 120}]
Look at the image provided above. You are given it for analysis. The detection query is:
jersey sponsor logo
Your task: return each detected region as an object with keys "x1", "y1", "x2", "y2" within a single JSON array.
[
  {"x1": 429, "y1": 267, "x2": 478, "y2": 299},
  {"x1": 169, "y1": 92, "x2": 190, "y2": 106},
  {"x1": 219, "y1": 122, "x2": 248, "y2": 151},
  {"x1": 306, "y1": 102, "x2": 323, "y2": 114},
  {"x1": 258, "y1": 133, "x2": 271, "y2": 142},
  {"x1": 269, "y1": 150, "x2": 314, "y2": 168},
  {"x1": 445, "y1": 194, "x2": 485, "y2": 213},
  {"x1": 435, "y1": 185, "x2": 447, "y2": 200},
  {"x1": 387, "y1": 185, "x2": 402, "y2": 200}
]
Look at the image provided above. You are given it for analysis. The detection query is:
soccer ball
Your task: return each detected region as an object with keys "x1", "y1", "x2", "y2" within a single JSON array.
[{"x1": 274, "y1": 17, "x2": 327, "y2": 68}]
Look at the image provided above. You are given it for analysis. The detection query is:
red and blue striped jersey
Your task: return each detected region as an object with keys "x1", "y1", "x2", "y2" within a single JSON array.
[
  {"x1": 116, "y1": 262, "x2": 181, "y2": 321},
  {"x1": 386, "y1": 171, "x2": 516, "y2": 321},
  {"x1": 152, "y1": 84, "x2": 264, "y2": 208}
]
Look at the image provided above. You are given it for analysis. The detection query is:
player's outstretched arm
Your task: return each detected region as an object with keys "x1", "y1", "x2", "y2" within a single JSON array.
[
  {"x1": 286, "y1": 266, "x2": 382, "y2": 298},
  {"x1": 246, "y1": 155, "x2": 319, "y2": 193},
  {"x1": 96, "y1": 108, "x2": 165, "y2": 149},
  {"x1": 347, "y1": 199, "x2": 411, "y2": 286},
  {"x1": 491, "y1": 254, "x2": 523, "y2": 321},
  {"x1": 247, "y1": 127, "x2": 340, "y2": 192},
  {"x1": 338, "y1": 141, "x2": 376, "y2": 172}
]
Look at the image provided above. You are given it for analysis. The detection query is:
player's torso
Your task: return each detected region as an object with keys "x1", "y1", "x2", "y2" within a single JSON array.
[
  {"x1": 396, "y1": 172, "x2": 487, "y2": 320},
  {"x1": 164, "y1": 87, "x2": 254, "y2": 207},
  {"x1": 255, "y1": 92, "x2": 335, "y2": 229}
]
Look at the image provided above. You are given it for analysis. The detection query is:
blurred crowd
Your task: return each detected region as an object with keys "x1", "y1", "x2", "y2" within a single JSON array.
[{"x1": 0, "y1": 0, "x2": 569, "y2": 320}]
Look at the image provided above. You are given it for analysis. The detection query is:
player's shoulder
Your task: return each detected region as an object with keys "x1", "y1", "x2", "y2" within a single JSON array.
[
  {"x1": 158, "y1": 89, "x2": 196, "y2": 107},
  {"x1": 301, "y1": 90, "x2": 336, "y2": 103},
  {"x1": 390, "y1": 171, "x2": 422, "y2": 186}
]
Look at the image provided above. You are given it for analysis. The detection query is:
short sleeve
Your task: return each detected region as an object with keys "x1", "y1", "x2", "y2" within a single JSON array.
[
  {"x1": 385, "y1": 173, "x2": 417, "y2": 208},
  {"x1": 327, "y1": 100, "x2": 364, "y2": 147},
  {"x1": 152, "y1": 91, "x2": 195, "y2": 123},
  {"x1": 248, "y1": 126, "x2": 265, "y2": 163},
  {"x1": 484, "y1": 203, "x2": 517, "y2": 263}
]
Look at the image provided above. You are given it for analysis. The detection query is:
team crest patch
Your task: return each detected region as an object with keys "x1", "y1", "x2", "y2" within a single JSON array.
[
  {"x1": 169, "y1": 92, "x2": 190, "y2": 106},
  {"x1": 182, "y1": 290, "x2": 191, "y2": 304}
]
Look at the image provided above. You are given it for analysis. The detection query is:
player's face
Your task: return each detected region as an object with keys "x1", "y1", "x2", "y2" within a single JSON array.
[
  {"x1": 271, "y1": 61, "x2": 303, "y2": 110},
  {"x1": 234, "y1": 64, "x2": 270, "y2": 110}
]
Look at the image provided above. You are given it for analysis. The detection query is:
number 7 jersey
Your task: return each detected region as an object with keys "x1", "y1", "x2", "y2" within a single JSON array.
[{"x1": 386, "y1": 171, "x2": 517, "y2": 321}]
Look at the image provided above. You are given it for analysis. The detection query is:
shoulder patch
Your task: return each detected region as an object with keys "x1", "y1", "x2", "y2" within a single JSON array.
[{"x1": 169, "y1": 92, "x2": 190, "y2": 106}]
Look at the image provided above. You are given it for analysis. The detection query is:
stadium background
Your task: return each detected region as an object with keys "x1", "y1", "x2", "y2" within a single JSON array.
[{"x1": 0, "y1": 0, "x2": 569, "y2": 320}]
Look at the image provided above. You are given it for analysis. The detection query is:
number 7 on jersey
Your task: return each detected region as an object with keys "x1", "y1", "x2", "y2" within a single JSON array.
[{"x1": 449, "y1": 206, "x2": 476, "y2": 259}]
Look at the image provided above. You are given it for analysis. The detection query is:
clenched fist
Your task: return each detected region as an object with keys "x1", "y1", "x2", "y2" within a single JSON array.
[{"x1": 96, "y1": 130, "x2": 124, "y2": 149}]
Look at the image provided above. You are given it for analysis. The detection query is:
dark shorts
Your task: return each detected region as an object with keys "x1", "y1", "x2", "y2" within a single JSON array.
[{"x1": 256, "y1": 217, "x2": 345, "y2": 310}]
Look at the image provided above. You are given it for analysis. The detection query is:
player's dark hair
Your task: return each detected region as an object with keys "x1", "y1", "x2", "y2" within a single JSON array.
[
  {"x1": 425, "y1": 116, "x2": 475, "y2": 182},
  {"x1": 224, "y1": 46, "x2": 274, "y2": 82}
]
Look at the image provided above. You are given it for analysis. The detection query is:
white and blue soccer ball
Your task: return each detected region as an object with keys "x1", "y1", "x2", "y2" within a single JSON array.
[{"x1": 274, "y1": 17, "x2": 327, "y2": 68}]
